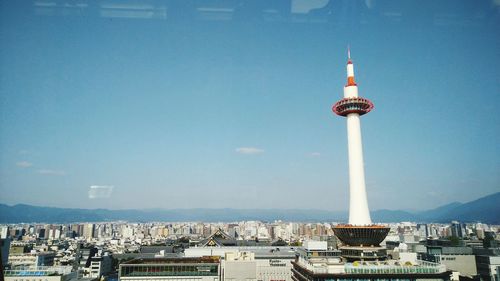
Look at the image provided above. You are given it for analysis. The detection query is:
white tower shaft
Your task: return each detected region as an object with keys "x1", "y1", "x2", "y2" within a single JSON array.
[
  {"x1": 346, "y1": 113, "x2": 372, "y2": 225},
  {"x1": 343, "y1": 61, "x2": 372, "y2": 226}
]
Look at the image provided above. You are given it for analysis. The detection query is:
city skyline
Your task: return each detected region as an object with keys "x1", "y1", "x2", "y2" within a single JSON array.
[{"x1": 1, "y1": 1, "x2": 499, "y2": 211}]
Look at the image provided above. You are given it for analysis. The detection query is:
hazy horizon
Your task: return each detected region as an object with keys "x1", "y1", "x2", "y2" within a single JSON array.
[{"x1": 1, "y1": 189, "x2": 497, "y2": 214}]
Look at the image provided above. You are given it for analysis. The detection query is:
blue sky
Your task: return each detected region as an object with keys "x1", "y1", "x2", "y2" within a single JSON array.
[{"x1": 1, "y1": 0, "x2": 499, "y2": 211}]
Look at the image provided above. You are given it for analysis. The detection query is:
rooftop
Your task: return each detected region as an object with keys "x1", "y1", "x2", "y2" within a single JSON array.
[
  {"x1": 184, "y1": 246, "x2": 297, "y2": 259},
  {"x1": 4, "y1": 266, "x2": 73, "y2": 277},
  {"x1": 122, "y1": 256, "x2": 220, "y2": 265},
  {"x1": 294, "y1": 256, "x2": 448, "y2": 275}
]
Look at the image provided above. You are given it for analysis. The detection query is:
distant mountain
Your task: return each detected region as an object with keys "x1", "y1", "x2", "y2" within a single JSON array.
[
  {"x1": 417, "y1": 202, "x2": 464, "y2": 221},
  {"x1": 371, "y1": 209, "x2": 419, "y2": 222},
  {"x1": 0, "y1": 205, "x2": 347, "y2": 223},
  {"x1": 429, "y1": 192, "x2": 500, "y2": 223},
  {"x1": 1, "y1": 192, "x2": 499, "y2": 223}
]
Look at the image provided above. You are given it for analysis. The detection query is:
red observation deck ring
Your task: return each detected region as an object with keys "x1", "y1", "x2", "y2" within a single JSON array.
[{"x1": 332, "y1": 97, "x2": 374, "y2": 117}]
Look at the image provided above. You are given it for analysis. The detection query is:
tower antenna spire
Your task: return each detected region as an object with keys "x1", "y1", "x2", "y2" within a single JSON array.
[{"x1": 347, "y1": 45, "x2": 351, "y2": 60}]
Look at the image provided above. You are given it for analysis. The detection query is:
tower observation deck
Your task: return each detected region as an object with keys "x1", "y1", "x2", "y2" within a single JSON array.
[{"x1": 332, "y1": 49, "x2": 389, "y2": 261}]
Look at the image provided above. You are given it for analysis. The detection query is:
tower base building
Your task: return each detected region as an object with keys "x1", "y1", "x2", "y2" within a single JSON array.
[
  {"x1": 333, "y1": 224, "x2": 390, "y2": 261},
  {"x1": 291, "y1": 242, "x2": 452, "y2": 281}
]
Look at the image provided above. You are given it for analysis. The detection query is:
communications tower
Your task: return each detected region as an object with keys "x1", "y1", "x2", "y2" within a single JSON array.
[{"x1": 332, "y1": 49, "x2": 389, "y2": 261}]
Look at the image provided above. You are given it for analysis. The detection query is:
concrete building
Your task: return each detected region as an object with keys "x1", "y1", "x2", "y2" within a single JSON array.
[
  {"x1": 223, "y1": 252, "x2": 257, "y2": 281},
  {"x1": 420, "y1": 244, "x2": 477, "y2": 279},
  {"x1": 4, "y1": 266, "x2": 75, "y2": 281},
  {"x1": 76, "y1": 245, "x2": 98, "y2": 277},
  {"x1": 119, "y1": 256, "x2": 221, "y2": 281},
  {"x1": 1, "y1": 238, "x2": 11, "y2": 268},
  {"x1": 427, "y1": 246, "x2": 473, "y2": 255},
  {"x1": 475, "y1": 255, "x2": 500, "y2": 281},
  {"x1": 292, "y1": 240, "x2": 452, "y2": 281},
  {"x1": 82, "y1": 223, "x2": 95, "y2": 239},
  {"x1": 9, "y1": 244, "x2": 29, "y2": 255},
  {"x1": 87, "y1": 253, "x2": 112, "y2": 279},
  {"x1": 185, "y1": 246, "x2": 295, "y2": 281},
  {"x1": 451, "y1": 222, "x2": 465, "y2": 238},
  {"x1": 8, "y1": 251, "x2": 56, "y2": 268},
  {"x1": 422, "y1": 254, "x2": 477, "y2": 278},
  {"x1": 0, "y1": 226, "x2": 9, "y2": 239}
]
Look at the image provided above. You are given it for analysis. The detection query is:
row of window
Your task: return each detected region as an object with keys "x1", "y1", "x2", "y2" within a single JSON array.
[
  {"x1": 345, "y1": 268, "x2": 441, "y2": 274},
  {"x1": 120, "y1": 265, "x2": 219, "y2": 277},
  {"x1": 9, "y1": 279, "x2": 49, "y2": 281},
  {"x1": 294, "y1": 266, "x2": 447, "y2": 281}
]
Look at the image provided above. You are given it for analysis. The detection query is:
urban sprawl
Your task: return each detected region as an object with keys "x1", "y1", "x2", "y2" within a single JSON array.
[{"x1": 1, "y1": 221, "x2": 499, "y2": 281}]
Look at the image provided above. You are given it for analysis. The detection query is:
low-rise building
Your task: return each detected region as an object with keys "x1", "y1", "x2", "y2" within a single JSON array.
[
  {"x1": 4, "y1": 265, "x2": 75, "y2": 281},
  {"x1": 8, "y1": 251, "x2": 56, "y2": 268},
  {"x1": 185, "y1": 246, "x2": 296, "y2": 281},
  {"x1": 87, "y1": 253, "x2": 113, "y2": 279},
  {"x1": 421, "y1": 254, "x2": 477, "y2": 279},
  {"x1": 119, "y1": 256, "x2": 221, "y2": 281},
  {"x1": 223, "y1": 252, "x2": 257, "y2": 281}
]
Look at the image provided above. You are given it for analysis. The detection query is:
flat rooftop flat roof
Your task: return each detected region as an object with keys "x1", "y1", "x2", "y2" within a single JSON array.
[
  {"x1": 122, "y1": 256, "x2": 221, "y2": 265},
  {"x1": 185, "y1": 246, "x2": 297, "y2": 258}
]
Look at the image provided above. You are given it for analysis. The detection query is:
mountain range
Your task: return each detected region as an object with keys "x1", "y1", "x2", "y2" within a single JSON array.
[{"x1": 0, "y1": 192, "x2": 498, "y2": 224}]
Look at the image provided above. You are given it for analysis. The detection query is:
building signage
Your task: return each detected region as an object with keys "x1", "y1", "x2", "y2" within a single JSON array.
[{"x1": 269, "y1": 259, "x2": 287, "y2": 267}]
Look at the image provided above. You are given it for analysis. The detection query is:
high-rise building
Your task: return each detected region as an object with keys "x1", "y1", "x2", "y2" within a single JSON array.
[
  {"x1": 1, "y1": 238, "x2": 11, "y2": 268},
  {"x1": 451, "y1": 221, "x2": 464, "y2": 238},
  {"x1": 82, "y1": 223, "x2": 95, "y2": 239}
]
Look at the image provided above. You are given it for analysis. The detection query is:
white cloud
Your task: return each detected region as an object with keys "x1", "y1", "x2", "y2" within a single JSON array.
[
  {"x1": 308, "y1": 152, "x2": 321, "y2": 157},
  {"x1": 88, "y1": 185, "x2": 114, "y2": 199},
  {"x1": 37, "y1": 169, "x2": 66, "y2": 176},
  {"x1": 235, "y1": 147, "x2": 264, "y2": 155},
  {"x1": 16, "y1": 161, "x2": 33, "y2": 168}
]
